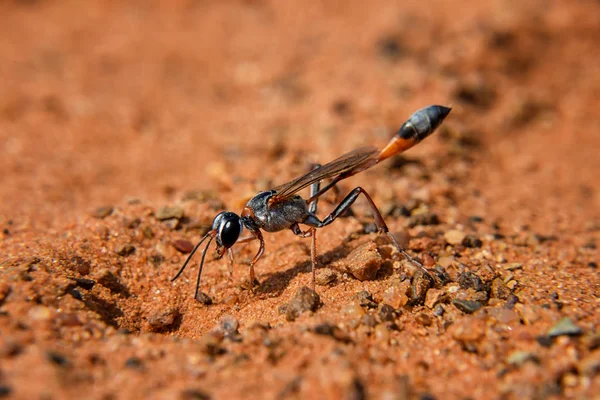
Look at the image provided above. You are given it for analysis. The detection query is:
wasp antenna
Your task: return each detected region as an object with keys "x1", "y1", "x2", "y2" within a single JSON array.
[
  {"x1": 194, "y1": 235, "x2": 215, "y2": 299},
  {"x1": 171, "y1": 231, "x2": 214, "y2": 282},
  {"x1": 377, "y1": 105, "x2": 451, "y2": 163}
]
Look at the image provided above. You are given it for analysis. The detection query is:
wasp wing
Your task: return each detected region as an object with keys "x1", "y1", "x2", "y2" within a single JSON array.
[{"x1": 272, "y1": 146, "x2": 380, "y2": 200}]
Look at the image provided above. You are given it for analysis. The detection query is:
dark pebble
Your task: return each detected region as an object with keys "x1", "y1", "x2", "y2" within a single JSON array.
[
  {"x1": 125, "y1": 357, "x2": 144, "y2": 370},
  {"x1": 458, "y1": 271, "x2": 485, "y2": 292},
  {"x1": 433, "y1": 304, "x2": 445, "y2": 317},
  {"x1": 147, "y1": 308, "x2": 180, "y2": 332},
  {"x1": 505, "y1": 294, "x2": 519, "y2": 309},
  {"x1": 491, "y1": 278, "x2": 511, "y2": 300},
  {"x1": 92, "y1": 206, "x2": 114, "y2": 219},
  {"x1": 377, "y1": 36, "x2": 404, "y2": 62},
  {"x1": 462, "y1": 235, "x2": 483, "y2": 248},
  {"x1": 68, "y1": 289, "x2": 83, "y2": 301},
  {"x1": 410, "y1": 269, "x2": 433, "y2": 305},
  {"x1": 415, "y1": 313, "x2": 433, "y2": 326},
  {"x1": 588, "y1": 261, "x2": 597, "y2": 269},
  {"x1": 46, "y1": 351, "x2": 69, "y2": 367},
  {"x1": 431, "y1": 265, "x2": 451, "y2": 287},
  {"x1": 313, "y1": 323, "x2": 352, "y2": 343},
  {"x1": 452, "y1": 299, "x2": 483, "y2": 314},
  {"x1": 181, "y1": 389, "x2": 212, "y2": 400},
  {"x1": 286, "y1": 286, "x2": 321, "y2": 321},
  {"x1": 536, "y1": 335, "x2": 554, "y2": 348},
  {"x1": 195, "y1": 291, "x2": 213, "y2": 305},
  {"x1": 378, "y1": 304, "x2": 396, "y2": 322},
  {"x1": 0, "y1": 386, "x2": 12, "y2": 398},
  {"x1": 73, "y1": 277, "x2": 96, "y2": 290},
  {"x1": 115, "y1": 244, "x2": 136, "y2": 257},
  {"x1": 331, "y1": 99, "x2": 352, "y2": 117},
  {"x1": 469, "y1": 215, "x2": 484, "y2": 223},
  {"x1": 363, "y1": 222, "x2": 378, "y2": 234},
  {"x1": 408, "y1": 213, "x2": 439, "y2": 228},
  {"x1": 356, "y1": 290, "x2": 378, "y2": 309},
  {"x1": 173, "y1": 239, "x2": 195, "y2": 254}
]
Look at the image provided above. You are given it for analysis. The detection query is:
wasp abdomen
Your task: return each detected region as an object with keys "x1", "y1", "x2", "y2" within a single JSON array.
[{"x1": 398, "y1": 105, "x2": 452, "y2": 142}]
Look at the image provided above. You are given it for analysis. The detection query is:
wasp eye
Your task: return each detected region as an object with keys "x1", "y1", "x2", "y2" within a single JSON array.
[{"x1": 216, "y1": 213, "x2": 242, "y2": 248}]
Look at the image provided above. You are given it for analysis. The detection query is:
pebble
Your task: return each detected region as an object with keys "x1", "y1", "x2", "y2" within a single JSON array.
[
  {"x1": 285, "y1": 286, "x2": 321, "y2": 321},
  {"x1": 462, "y1": 234, "x2": 483, "y2": 248},
  {"x1": 378, "y1": 304, "x2": 396, "y2": 322},
  {"x1": 173, "y1": 240, "x2": 195, "y2": 254},
  {"x1": 312, "y1": 323, "x2": 352, "y2": 343},
  {"x1": 374, "y1": 324, "x2": 390, "y2": 342},
  {"x1": 437, "y1": 256, "x2": 455, "y2": 269},
  {"x1": 424, "y1": 288, "x2": 448, "y2": 309},
  {"x1": 411, "y1": 270, "x2": 433, "y2": 305},
  {"x1": 451, "y1": 316, "x2": 486, "y2": 342},
  {"x1": 92, "y1": 206, "x2": 114, "y2": 219},
  {"x1": 415, "y1": 313, "x2": 433, "y2": 326},
  {"x1": 180, "y1": 388, "x2": 212, "y2": 400},
  {"x1": 28, "y1": 305, "x2": 53, "y2": 321},
  {"x1": 46, "y1": 351, "x2": 69, "y2": 367},
  {"x1": 491, "y1": 278, "x2": 511, "y2": 299},
  {"x1": 507, "y1": 351, "x2": 539, "y2": 366},
  {"x1": 407, "y1": 213, "x2": 439, "y2": 228},
  {"x1": 444, "y1": 230, "x2": 466, "y2": 245},
  {"x1": 356, "y1": 291, "x2": 378, "y2": 309},
  {"x1": 361, "y1": 314, "x2": 378, "y2": 327},
  {"x1": 115, "y1": 244, "x2": 136, "y2": 257},
  {"x1": 547, "y1": 317, "x2": 583, "y2": 338},
  {"x1": 452, "y1": 299, "x2": 483, "y2": 314},
  {"x1": 346, "y1": 242, "x2": 384, "y2": 281},
  {"x1": 125, "y1": 357, "x2": 144, "y2": 370},
  {"x1": 458, "y1": 272, "x2": 485, "y2": 292},
  {"x1": 433, "y1": 304, "x2": 445, "y2": 317},
  {"x1": 430, "y1": 266, "x2": 451, "y2": 287},
  {"x1": 219, "y1": 315, "x2": 240, "y2": 339},
  {"x1": 162, "y1": 218, "x2": 180, "y2": 230},
  {"x1": 194, "y1": 292, "x2": 212, "y2": 305},
  {"x1": 155, "y1": 206, "x2": 184, "y2": 221},
  {"x1": 73, "y1": 277, "x2": 96, "y2": 290},
  {"x1": 147, "y1": 308, "x2": 180, "y2": 332},
  {"x1": 315, "y1": 268, "x2": 337, "y2": 286},
  {"x1": 382, "y1": 281, "x2": 410, "y2": 309}
]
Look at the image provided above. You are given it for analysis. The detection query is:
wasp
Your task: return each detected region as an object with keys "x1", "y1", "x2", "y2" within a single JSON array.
[{"x1": 173, "y1": 105, "x2": 451, "y2": 299}]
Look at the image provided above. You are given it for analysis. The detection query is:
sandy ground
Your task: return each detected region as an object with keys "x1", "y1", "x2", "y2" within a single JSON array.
[{"x1": 1, "y1": 0, "x2": 599, "y2": 399}]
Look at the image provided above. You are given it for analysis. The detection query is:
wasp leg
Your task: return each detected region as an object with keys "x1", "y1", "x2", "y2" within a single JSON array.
[
  {"x1": 246, "y1": 230, "x2": 264, "y2": 291},
  {"x1": 291, "y1": 223, "x2": 318, "y2": 290},
  {"x1": 307, "y1": 187, "x2": 426, "y2": 272}
]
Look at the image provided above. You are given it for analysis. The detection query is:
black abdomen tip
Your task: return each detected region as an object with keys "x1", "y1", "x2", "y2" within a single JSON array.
[{"x1": 398, "y1": 105, "x2": 452, "y2": 141}]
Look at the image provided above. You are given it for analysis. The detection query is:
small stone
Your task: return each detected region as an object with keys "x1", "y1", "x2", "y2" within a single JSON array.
[
  {"x1": 536, "y1": 335, "x2": 553, "y2": 348},
  {"x1": 115, "y1": 244, "x2": 136, "y2": 256},
  {"x1": 437, "y1": 256, "x2": 455, "y2": 269},
  {"x1": 507, "y1": 351, "x2": 539, "y2": 366},
  {"x1": 378, "y1": 304, "x2": 396, "y2": 322},
  {"x1": 547, "y1": 317, "x2": 583, "y2": 338},
  {"x1": 452, "y1": 299, "x2": 483, "y2": 314},
  {"x1": 181, "y1": 388, "x2": 212, "y2": 400},
  {"x1": 410, "y1": 270, "x2": 433, "y2": 305},
  {"x1": 444, "y1": 230, "x2": 466, "y2": 246},
  {"x1": 451, "y1": 316, "x2": 486, "y2": 343},
  {"x1": 162, "y1": 218, "x2": 180, "y2": 230},
  {"x1": 313, "y1": 323, "x2": 352, "y2": 343},
  {"x1": 286, "y1": 286, "x2": 321, "y2": 321},
  {"x1": 356, "y1": 291, "x2": 378, "y2": 309},
  {"x1": 156, "y1": 206, "x2": 184, "y2": 221},
  {"x1": 424, "y1": 288, "x2": 448, "y2": 309},
  {"x1": 46, "y1": 351, "x2": 69, "y2": 367},
  {"x1": 341, "y1": 302, "x2": 365, "y2": 319},
  {"x1": 458, "y1": 272, "x2": 485, "y2": 292},
  {"x1": 147, "y1": 308, "x2": 180, "y2": 332},
  {"x1": 415, "y1": 313, "x2": 433, "y2": 326},
  {"x1": 125, "y1": 357, "x2": 144, "y2": 370},
  {"x1": 219, "y1": 315, "x2": 240, "y2": 338},
  {"x1": 462, "y1": 234, "x2": 483, "y2": 248},
  {"x1": 361, "y1": 314, "x2": 378, "y2": 327},
  {"x1": 430, "y1": 266, "x2": 451, "y2": 287},
  {"x1": 491, "y1": 278, "x2": 511, "y2": 299},
  {"x1": 433, "y1": 304, "x2": 445, "y2": 317},
  {"x1": 142, "y1": 226, "x2": 154, "y2": 239},
  {"x1": 383, "y1": 281, "x2": 410, "y2": 309},
  {"x1": 374, "y1": 324, "x2": 390, "y2": 342},
  {"x1": 195, "y1": 292, "x2": 213, "y2": 305},
  {"x1": 315, "y1": 268, "x2": 337, "y2": 286},
  {"x1": 73, "y1": 277, "x2": 96, "y2": 290},
  {"x1": 28, "y1": 306, "x2": 53, "y2": 321},
  {"x1": 92, "y1": 206, "x2": 114, "y2": 219},
  {"x1": 408, "y1": 213, "x2": 439, "y2": 228},
  {"x1": 346, "y1": 242, "x2": 384, "y2": 281},
  {"x1": 504, "y1": 263, "x2": 523, "y2": 271},
  {"x1": 0, "y1": 385, "x2": 12, "y2": 397},
  {"x1": 173, "y1": 240, "x2": 195, "y2": 254}
]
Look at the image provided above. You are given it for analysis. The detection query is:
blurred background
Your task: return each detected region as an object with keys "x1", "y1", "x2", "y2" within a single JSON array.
[{"x1": 0, "y1": 0, "x2": 598, "y2": 231}]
